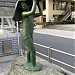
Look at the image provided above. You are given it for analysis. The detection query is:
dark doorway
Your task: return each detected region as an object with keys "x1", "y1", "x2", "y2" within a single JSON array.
[{"x1": 71, "y1": 2, "x2": 74, "y2": 11}]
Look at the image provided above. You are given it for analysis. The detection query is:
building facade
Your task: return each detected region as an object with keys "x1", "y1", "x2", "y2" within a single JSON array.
[
  {"x1": 35, "y1": 0, "x2": 75, "y2": 23},
  {"x1": 0, "y1": 0, "x2": 75, "y2": 23}
]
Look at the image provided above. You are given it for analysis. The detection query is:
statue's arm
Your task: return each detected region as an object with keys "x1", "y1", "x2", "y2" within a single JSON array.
[
  {"x1": 22, "y1": 0, "x2": 36, "y2": 16},
  {"x1": 34, "y1": 2, "x2": 43, "y2": 17}
]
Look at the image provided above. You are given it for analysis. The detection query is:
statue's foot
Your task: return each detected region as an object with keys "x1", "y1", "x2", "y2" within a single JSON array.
[{"x1": 24, "y1": 62, "x2": 42, "y2": 71}]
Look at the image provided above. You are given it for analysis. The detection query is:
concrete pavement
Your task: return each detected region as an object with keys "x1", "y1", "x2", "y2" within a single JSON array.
[
  {"x1": 34, "y1": 29, "x2": 75, "y2": 39},
  {"x1": 0, "y1": 56, "x2": 75, "y2": 75},
  {"x1": 0, "y1": 24, "x2": 75, "y2": 75},
  {"x1": 46, "y1": 24, "x2": 75, "y2": 31},
  {"x1": 34, "y1": 24, "x2": 75, "y2": 39}
]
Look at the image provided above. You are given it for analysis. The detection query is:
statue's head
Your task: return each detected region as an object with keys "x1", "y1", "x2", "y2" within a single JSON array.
[
  {"x1": 20, "y1": 0, "x2": 33, "y2": 11},
  {"x1": 13, "y1": 0, "x2": 41, "y2": 21},
  {"x1": 21, "y1": 2, "x2": 29, "y2": 11}
]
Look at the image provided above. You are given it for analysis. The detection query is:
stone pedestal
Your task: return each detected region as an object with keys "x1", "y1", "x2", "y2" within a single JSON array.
[{"x1": 7, "y1": 56, "x2": 69, "y2": 75}]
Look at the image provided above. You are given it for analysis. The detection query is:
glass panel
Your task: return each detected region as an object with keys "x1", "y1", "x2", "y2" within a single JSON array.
[
  {"x1": 56, "y1": 1, "x2": 62, "y2": 10},
  {"x1": 62, "y1": 2, "x2": 66, "y2": 10},
  {"x1": 56, "y1": 1, "x2": 67, "y2": 10}
]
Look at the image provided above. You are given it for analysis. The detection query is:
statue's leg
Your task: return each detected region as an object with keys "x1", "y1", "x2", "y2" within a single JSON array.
[
  {"x1": 22, "y1": 18, "x2": 42, "y2": 71},
  {"x1": 26, "y1": 32, "x2": 33, "y2": 63},
  {"x1": 22, "y1": 21, "x2": 36, "y2": 66},
  {"x1": 27, "y1": 50, "x2": 30, "y2": 62},
  {"x1": 27, "y1": 24, "x2": 33, "y2": 63},
  {"x1": 23, "y1": 37, "x2": 36, "y2": 66},
  {"x1": 28, "y1": 21, "x2": 36, "y2": 66}
]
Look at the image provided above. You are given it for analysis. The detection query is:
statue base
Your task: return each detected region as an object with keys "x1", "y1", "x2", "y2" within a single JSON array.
[
  {"x1": 7, "y1": 56, "x2": 69, "y2": 75},
  {"x1": 24, "y1": 62, "x2": 42, "y2": 71}
]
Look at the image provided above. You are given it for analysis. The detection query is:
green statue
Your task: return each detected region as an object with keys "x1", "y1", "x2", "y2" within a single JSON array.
[{"x1": 13, "y1": 0, "x2": 42, "y2": 71}]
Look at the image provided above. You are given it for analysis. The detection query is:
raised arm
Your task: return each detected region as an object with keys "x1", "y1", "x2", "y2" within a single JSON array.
[
  {"x1": 22, "y1": 0, "x2": 36, "y2": 17},
  {"x1": 34, "y1": 1, "x2": 43, "y2": 18}
]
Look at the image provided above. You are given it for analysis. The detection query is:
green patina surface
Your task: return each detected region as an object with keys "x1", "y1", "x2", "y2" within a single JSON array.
[
  {"x1": 12, "y1": 0, "x2": 42, "y2": 71},
  {"x1": 24, "y1": 62, "x2": 42, "y2": 71}
]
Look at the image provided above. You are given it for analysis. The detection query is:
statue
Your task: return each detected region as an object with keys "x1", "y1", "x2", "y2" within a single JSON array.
[{"x1": 13, "y1": 0, "x2": 42, "y2": 71}]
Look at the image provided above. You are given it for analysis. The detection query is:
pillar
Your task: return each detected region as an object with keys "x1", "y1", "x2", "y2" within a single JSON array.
[
  {"x1": 46, "y1": 0, "x2": 53, "y2": 22},
  {"x1": 66, "y1": 2, "x2": 71, "y2": 11},
  {"x1": 40, "y1": 1, "x2": 43, "y2": 23},
  {"x1": 74, "y1": 2, "x2": 75, "y2": 10},
  {"x1": 1, "y1": 18, "x2": 4, "y2": 28},
  {"x1": 54, "y1": 0, "x2": 56, "y2": 10}
]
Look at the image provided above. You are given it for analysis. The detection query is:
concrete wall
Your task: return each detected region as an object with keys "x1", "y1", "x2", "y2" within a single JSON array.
[
  {"x1": 43, "y1": 10, "x2": 64, "y2": 15},
  {"x1": 0, "y1": 33, "x2": 19, "y2": 56}
]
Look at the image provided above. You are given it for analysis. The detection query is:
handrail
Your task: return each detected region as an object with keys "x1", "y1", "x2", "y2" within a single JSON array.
[
  {"x1": 59, "y1": 8, "x2": 72, "y2": 21},
  {"x1": 51, "y1": 57, "x2": 75, "y2": 69},
  {"x1": 34, "y1": 43, "x2": 75, "y2": 57},
  {"x1": 23, "y1": 43, "x2": 75, "y2": 69},
  {"x1": 0, "y1": 3, "x2": 15, "y2": 7},
  {"x1": 49, "y1": 47, "x2": 75, "y2": 57},
  {"x1": 36, "y1": 51, "x2": 75, "y2": 69},
  {"x1": 61, "y1": 11, "x2": 72, "y2": 21},
  {"x1": 61, "y1": 7, "x2": 71, "y2": 16},
  {"x1": 34, "y1": 43, "x2": 49, "y2": 49},
  {"x1": 0, "y1": 1, "x2": 16, "y2": 3},
  {"x1": 33, "y1": 43, "x2": 75, "y2": 69}
]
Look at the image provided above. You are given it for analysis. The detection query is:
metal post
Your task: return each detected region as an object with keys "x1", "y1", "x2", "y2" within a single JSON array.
[
  {"x1": 48, "y1": 47, "x2": 52, "y2": 63},
  {"x1": 11, "y1": 19, "x2": 15, "y2": 32},
  {"x1": 1, "y1": 18, "x2": 4, "y2": 28},
  {"x1": 16, "y1": 21, "x2": 20, "y2": 56}
]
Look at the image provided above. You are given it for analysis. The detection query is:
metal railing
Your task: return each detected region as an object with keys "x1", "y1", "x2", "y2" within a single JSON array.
[
  {"x1": 0, "y1": 0, "x2": 16, "y2": 7},
  {"x1": 61, "y1": 11, "x2": 72, "y2": 21},
  {"x1": 22, "y1": 42, "x2": 75, "y2": 70},
  {"x1": 58, "y1": 8, "x2": 72, "y2": 21},
  {"x1": 34, "y1": 43, "x2": 75, "y2": 70}
]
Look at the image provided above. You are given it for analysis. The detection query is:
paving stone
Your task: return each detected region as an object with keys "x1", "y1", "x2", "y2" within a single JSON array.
[
  {"x1": 0, "y1": 56, "x2": 74, "y2": 75},
  {"x1": 7, "y1": 56, "x2": 71, "y2": 75}
]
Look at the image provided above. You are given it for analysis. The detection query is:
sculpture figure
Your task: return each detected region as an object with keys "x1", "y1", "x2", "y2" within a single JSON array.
[{"x1": 13, "y1": 0, "x2": 42, "y2": 71}]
